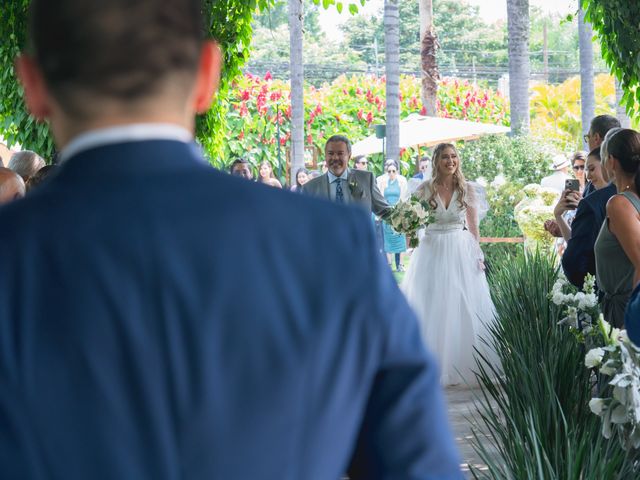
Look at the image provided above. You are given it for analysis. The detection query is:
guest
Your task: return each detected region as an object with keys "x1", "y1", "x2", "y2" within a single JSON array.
[
  {"x1": 413, "y1": 156, "x2": 432, "y2": 181},
  {"x1": 1, "y1": 0, "x2": 462, "y2": 477},
  {"x1": 8, "y1": 150, "x2": 46, "y2": 182},
  {"x1": 0, "y1": 167, "x2": 26, "y2": 204},
  {"x1": 571, "y1": 151, "x2": 587, "y2": 192},
  {"x1": 303, "y1": 135, "x2": 391, "y2": 217},
  {"x1": 541, "y1": 154, "x2": 571, "y2": 193},
  {"x1": 377, "y1": 160, "x2": 409, "y2": 271},
  {"x1": 26, "y1": 165, "x2": 58, "y2": 192},
  {"x1": 561, "y1": 145, "x2": 618, "y2": 288},
  {"x1": 583, "y1": 115, "x2": 622, "y2": 196},
  {"x1": 594, "y1": 129, "x2": 640, "y2": 327},
  {"x1": 353, "y1": 155, "x2": 369, "y2": 171},
  {"x1": 290, "y1": 167, "x2": 309, "y2": 192},
  {"x1": 257, "y1": 161, "x2": 282, "y2": 188},
  {"x1": 229, "y1": 157, "x2": 253, "y2": 180}
]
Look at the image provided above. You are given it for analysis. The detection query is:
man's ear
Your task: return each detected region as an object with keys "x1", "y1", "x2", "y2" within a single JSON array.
[
  {"x1": 193, "y1": 41, "x2": 223, "y2": 114},
  {"x1": 14, "y1": 54, "x2": 52, "y2": 120}
]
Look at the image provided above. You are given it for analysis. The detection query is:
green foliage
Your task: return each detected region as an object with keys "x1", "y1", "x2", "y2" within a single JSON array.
[
  {"x1": 0, "y1": 0, "x2": 363, "y2": 159},
  {"x1": 582, "y1": 0, "x2": 640, "y2": 120},
  {"x1": 340, "y1": 0, "x2": 506, "y2": 71},
  {"x1": 458, "y1": 134, "x2": 554, "y2": 185},
  {"x1": 221, "y1": 73, "x2": 509, "y2": 177},
  {"x1": 471, "y1": 252, "x2": 639, "y2": 478},
  {"x1": 530, "y1": 74, "x2": 617, "y2": 151},
  {"x1": 0, "y1": 0, "x2": 54, "y2": 156}
]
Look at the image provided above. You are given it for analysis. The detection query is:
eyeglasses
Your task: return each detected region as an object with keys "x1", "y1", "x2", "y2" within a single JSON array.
[
  {"x1": 387, "y1": 169, "x2": 397, "y2": 173},
  {"x1": 583, "y1": 134, "x2": 590, "y2": 143},
  {"x1": 356, "y1": 161, "x2": 368, "y2": 165},
  {"x1": 573, "y1": 165, "x2": 585, "y2": 171}
]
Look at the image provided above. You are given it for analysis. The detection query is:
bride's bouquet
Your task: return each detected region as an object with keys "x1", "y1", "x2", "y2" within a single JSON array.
[{"x1": 387, "y1": 197, "x2": 434, "y2": 248}]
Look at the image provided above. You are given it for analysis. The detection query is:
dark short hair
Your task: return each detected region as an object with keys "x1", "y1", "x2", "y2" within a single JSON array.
[
  {"x1": 25, "y1": 165, "x2": 57, "y2": 192},
  {"x1": 229, "y1": 157, "x2": 250, "y2": 173},
  {"x1": 325, "y1": 135, "x2": 351, "y2": 155},
  {"x1": 29, "y1": 0, "x2": 204, "y2": 117},
  {"x1": 353, "y1": 155, "x2": 367, "y2": 164},
  {"x1": 589, "y1": 115, "x2": 621, "y2": 139},
  {"x1": 571, "y1": 151, "x2": 587, "y2": 166}
]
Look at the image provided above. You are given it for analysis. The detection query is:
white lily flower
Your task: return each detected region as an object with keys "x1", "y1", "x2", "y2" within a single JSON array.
[
  {"x1": 585, "y1": 348, "x2": 605, "y2": 368},
  {"x1": 589, "y1": 397, "x2": 606, "y2": 415}
]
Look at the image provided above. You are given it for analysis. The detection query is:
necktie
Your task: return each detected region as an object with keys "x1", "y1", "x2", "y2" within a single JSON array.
[{"x1": 335, "y1": 178, "x2": 344, "y2": 204}]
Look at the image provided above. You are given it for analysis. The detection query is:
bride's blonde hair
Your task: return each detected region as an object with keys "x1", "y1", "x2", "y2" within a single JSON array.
[{"x1": 428, "y1": 143, "x2": 467, "y2": 209}]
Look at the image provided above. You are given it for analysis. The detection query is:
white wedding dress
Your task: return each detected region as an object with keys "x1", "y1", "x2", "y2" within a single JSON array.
[{"x1": 401, "y1": 183, "x2": 496, "y2": 386}]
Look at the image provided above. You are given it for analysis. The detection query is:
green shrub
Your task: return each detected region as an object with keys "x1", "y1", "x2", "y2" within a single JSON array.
[
  {"x1": 471, "y1": 252, "x2": 639, "y2": 478},
  {"x1": 459, "y1": 134, "x2": 557, "y2": 185}
]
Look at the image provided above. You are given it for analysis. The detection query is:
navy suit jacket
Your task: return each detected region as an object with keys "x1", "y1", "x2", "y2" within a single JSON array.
[
  {"x1": 0, "y1": 140, "x2": 462, "y2": 479},
  {"x1": 562, "y1": 183, "x2": 616, "y2": 288}
]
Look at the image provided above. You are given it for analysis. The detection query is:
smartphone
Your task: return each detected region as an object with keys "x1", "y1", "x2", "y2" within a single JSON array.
[{"x1": 565, "y1": 179, "x2": 580, "y2": 192}]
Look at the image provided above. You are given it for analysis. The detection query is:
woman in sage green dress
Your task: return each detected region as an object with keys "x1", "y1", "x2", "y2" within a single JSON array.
[{"x1": 594, "y1": 129, "x2": 640, "y2": 327}]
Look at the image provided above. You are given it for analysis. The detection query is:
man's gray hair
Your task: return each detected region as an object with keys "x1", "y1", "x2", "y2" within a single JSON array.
[{"x1": 8, "y1": 150, "x2": 46, "y2": 181}]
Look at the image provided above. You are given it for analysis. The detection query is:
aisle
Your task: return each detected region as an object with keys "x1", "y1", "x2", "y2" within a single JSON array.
[{"x1": 444, "y1": 385, "x2": 496, "y2": 477}]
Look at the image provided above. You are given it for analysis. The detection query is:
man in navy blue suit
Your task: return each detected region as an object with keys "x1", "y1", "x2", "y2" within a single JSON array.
[{"x1": 0, "y1": 1, "x2": 462, "y2": 479}]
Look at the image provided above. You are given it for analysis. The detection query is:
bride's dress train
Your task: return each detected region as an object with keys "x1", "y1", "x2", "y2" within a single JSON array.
[{"x1": 401, "y1": 185, "x2": 496, "y2": 386}]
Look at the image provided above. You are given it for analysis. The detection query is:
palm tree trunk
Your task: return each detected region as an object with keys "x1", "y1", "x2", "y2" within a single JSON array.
[
  {"x1": 419, "y1": 0, "x2": 438, "y2": 116},
  {"x1": 578, "y1": 5, "x2": 595, "y2": 149},
  {"x1": 289, "y1": 0, "x2": 304, "y2": 179},
  {"x1": 384, "y1": 0, "x2": 400, "y2": 162},
  {"x1": 506, "y1": 0, "x2": 530, "y2": 134}
]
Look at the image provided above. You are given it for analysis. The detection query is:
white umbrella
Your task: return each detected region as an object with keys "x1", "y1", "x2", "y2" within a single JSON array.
[{"x1": 351, "y1": 114, "x2": 510, "y2": 157}]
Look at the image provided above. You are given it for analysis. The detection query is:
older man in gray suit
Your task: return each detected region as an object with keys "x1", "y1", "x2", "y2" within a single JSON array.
[{"x1": 303, "y1": 135, "x2": 391, "y2": 217}]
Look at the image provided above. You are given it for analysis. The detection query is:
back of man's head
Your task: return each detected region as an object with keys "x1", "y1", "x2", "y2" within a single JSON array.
[
  {"x1": 29, "y1": 0, "x2": 204, "y2": 119},
  {"x1": 0, "y1": 167, "x2": 26, "y2": 205},
  {"x1": 590, "y1": 115, "x2": 621, "y2": 141},
  {"x1": 8, "y1": 150, "x2": 46, "y2": 181}
]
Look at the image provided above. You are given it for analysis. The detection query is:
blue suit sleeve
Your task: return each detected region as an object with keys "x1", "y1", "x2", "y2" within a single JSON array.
[
  {"x1": 347, "y1": 228, "x2": 462, "y2": 479},
  {"x1": 562, "y1": 200, "x2": 596, "y2": 289},
  {"x1": 626, "y1": 284, "x2": 640, "y2": 347}
]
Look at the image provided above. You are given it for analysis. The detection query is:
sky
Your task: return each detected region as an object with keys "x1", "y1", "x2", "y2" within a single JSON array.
[{"x1": 318, "y1": 0, "x2": 579, "y2": 38}]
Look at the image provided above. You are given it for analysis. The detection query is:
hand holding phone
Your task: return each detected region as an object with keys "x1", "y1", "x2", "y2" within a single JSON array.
[{"x1": 565, "y1": 179, "x2": 580, "y2": 192}]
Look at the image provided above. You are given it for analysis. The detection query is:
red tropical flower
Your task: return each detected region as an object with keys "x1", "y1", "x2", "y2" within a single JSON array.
[
  {"x1": 366, "y1": 111, "x2": 374, "y2": 124},
  {"x1": 264, "y1": 71, "x2": 272, "y2": 81},
  {"x1": 420, "y1": 106, "x2": 427, "y2": 115}
]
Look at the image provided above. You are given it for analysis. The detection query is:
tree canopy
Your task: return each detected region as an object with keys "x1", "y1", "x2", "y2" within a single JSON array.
[
  {"x1": 582, "y1": 0, "x2": 640, "y2": 120},
  {"x1": 0, "y1": 0, "x2": 362, "y2": 161}
]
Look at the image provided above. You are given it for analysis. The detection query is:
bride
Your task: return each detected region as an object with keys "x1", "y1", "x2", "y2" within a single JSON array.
[{"x1": 401, "y1": 143, "x2": 495, "y2": 386}]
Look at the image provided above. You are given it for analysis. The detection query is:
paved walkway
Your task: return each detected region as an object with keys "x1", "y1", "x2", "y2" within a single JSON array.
[{"x1": 444, "y1": 385, "x2": 496, "y2": 478}]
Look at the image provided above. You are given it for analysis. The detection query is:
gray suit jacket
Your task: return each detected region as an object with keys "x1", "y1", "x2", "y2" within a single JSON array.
[{"x1": 302, "y1": 169, "x2": 391, "y2": 218}]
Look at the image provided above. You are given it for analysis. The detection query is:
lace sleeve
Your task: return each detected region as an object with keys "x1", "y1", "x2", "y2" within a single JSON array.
[
  {"x1": 465, "y1": 182, "x2": 488, "y2": 244},
  {"x1": 412, "y1": 179, "x2": 432, "y2": 200}
]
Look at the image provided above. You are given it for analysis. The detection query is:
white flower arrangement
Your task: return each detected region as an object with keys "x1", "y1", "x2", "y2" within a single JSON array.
[
  {"x1": 551, "y1": 272, "x2": 640, "y2": 449},
  {"x1": 586, "y1": 317, "x2": 640, "y2": 449},
  {"x1": 387, "y1": 197, "x2": 434, "y2": 247},
  {"x1": 551, "y1": 273, "x2": 599, "y2": 334}
]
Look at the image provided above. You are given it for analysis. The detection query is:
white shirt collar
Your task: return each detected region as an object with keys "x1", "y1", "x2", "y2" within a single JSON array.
[
  {"x1": 59, "y1": 123, "x2": 193, "y2": 163},
  {"x1": 327, "y1": 169, "x2": 350, "y2": 183}
]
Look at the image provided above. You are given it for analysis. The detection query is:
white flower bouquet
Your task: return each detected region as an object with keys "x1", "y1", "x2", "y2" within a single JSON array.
[
  {"x1": 551, "y1": 273, "x2": 599, "y2": 339},
  {"x1": 387, "y1": 197, "x2": 434, "y2": 248},
  {"x1": 586, "y1": 317, "x2": 640, "y2": 450}
]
